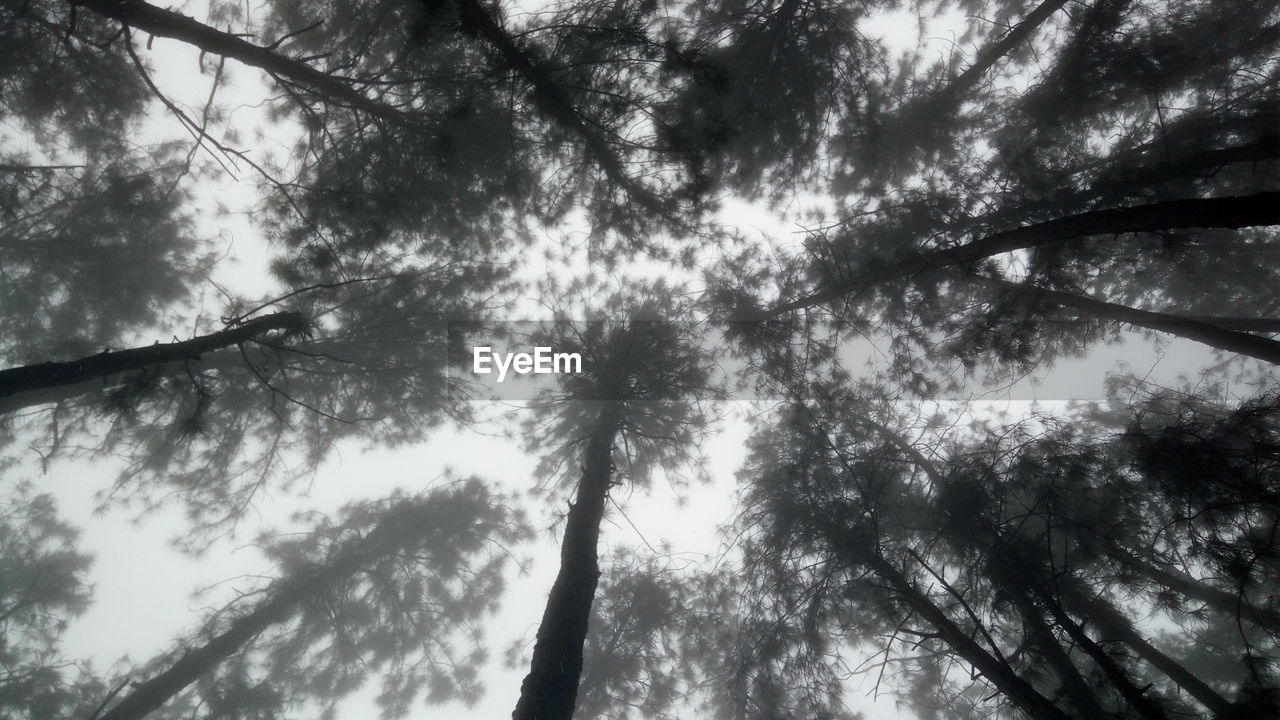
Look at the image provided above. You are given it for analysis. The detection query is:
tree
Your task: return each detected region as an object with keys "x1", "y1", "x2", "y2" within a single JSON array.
[
  {"x1": 0, "y1": 483, "x2": 100, "y2": 720},
  {"x1": 3, "y1": 0, "x2": 733, "y2": 533},
  {"x1": 714, "y1": 0, "x2": 1280, "y2": 387},
  {"x1": 92, "y1": 476, "x2": 528, "y2": 720},
  {"x1": 511, "y1": 282, "x2": 716, "y2": 720},
  {"x1": 2, "y1": 0, "x2": 526, "y2": 533},
  {"x1": 574, "y1": 549, "x2": 859, "y2": 720},
  {"x1": 8, "y1": 0, "x2": 1280, "y2": 718},
  {"x1": 728, "y1": 372, "x2": 1279, "y2": 719}
]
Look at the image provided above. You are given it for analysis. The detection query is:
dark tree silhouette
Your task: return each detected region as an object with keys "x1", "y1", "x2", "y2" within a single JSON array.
[
  {"x1": 729, "y1": 374, "x2": 1278, "y2": 719},
  {"x1": 711, "y1": 0, "x2": 1280, "y2": 385},
  {"x1": 0, "y1": 312, "x2": 306, "y2": 407},
  {"x1": 6, "y1": 1, "x2": 1280, "y2": 719},
  {"x1": 511, "y1": 283, "x2": 715, "y2": 720}
]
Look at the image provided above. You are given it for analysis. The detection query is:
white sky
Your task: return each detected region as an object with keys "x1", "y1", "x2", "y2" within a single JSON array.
[{"x1": 11, "y1": 3, "x2": 1273, "y2": 720}]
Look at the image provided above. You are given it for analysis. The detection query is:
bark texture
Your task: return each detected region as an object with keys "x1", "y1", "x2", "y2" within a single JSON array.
[{"x1": 512, "y1": 412, "x2": 620, "y2": 720}]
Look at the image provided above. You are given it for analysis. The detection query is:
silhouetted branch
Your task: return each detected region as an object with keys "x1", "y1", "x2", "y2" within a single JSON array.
[
  {"x1": 774, "y1": 192, "x2": 1280, "y2": 316},
  {"x1": 446, "y1": 0, "x2": 665, "y2": 214},
  {"x1": 67, "y1": 0, "x2": 412, "y2": 124},
  {"x1": 0, "y1": 312, "x2": 307, "y2": 405},
  {"x1": 994, "y1": 280, "x2": 1280, "y2": 365}
]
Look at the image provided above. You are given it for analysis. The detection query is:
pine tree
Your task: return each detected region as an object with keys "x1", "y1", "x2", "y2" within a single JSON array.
[{"x1": 512, "y1": 282, "x2": 715, "y2": 720}]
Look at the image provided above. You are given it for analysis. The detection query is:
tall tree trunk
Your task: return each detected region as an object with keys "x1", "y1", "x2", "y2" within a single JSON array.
[
  {"x1": 807, "y1": 491, "x2": 1072, "y2": 720},
  {"x1": 1056, "y1": 583, "x2": 1246, "y2": 719},
  {"x1": 856, "y1": 411, "x2": 1252, "y2": 718},
  {"x1": 858, "y1": 416, "x2": 1102, "y2": 715},
  {"x1": 512, "y1": 411, "x2": 621, "y2": 720},
  {"x1": 930, "y1": 0, "x2": 1072, "y2": 109},
  {"x1": 856, "y1": 549, "x2": 1072, "y2": 720},
  {"x1": 97, "y1": 583, "x2": 305, "y2": 720},
  {"x1": 1031, "y1": 586, "x2": 1173, "y2": 720},
  {"x1": 999, "y1": 569, "x2": 1109, "y2": 717},
  {"x1": 1108, "y1": 546, "x2": 1280, "y2": 631},
  {"x1": 0, "y1": 312, "x2": 305, "y2": 407},
  {"x1": 772, "y1": 192, "x2": 1280, "y2": 316}
]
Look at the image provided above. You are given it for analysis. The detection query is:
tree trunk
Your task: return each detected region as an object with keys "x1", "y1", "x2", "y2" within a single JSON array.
[
  {"x1": 1056, "y1": 583, "x2": 1245, "y2": 719},
  {"x1": 96, "y1": 583, "x2": 304, "y2": 720},
  {"x1": 1032, "y1": 586, "x2": 1173, "y2": 720},
  {"x1": 0, "y1": 312, "x2": 306, "y2": 407},
  {"x1": 857, "y1": 417, "x2": 1105, "y2": 715},
  {"x1": 931, "y1": 0, "x2": 1071, "y2": 109},
  {"x1": 1109, "y1": 547, "x2": 1280, "y2": 631},
  {"x1": 857, "y1": 410, "x2": 1251, "y2": 718},
  {"x1": 801, "y1": 506, "x2": 1075, "y2": 720},
  {"x1": 858, "y1": 550, "x2": 1072, "y2": 720},
  {"x1": 773, "y1": 192, "x2": 1280, "y2": 316},
  {"x1": 1000, "y1": 570, "x2": 1109, "y2": 717},
  {"x1": 512, "y1": 411, "x2": 621, "y2": 720}
]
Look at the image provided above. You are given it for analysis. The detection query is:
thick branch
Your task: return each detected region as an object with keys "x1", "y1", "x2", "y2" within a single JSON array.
[
  {"x1": 1109, "y1": 547, "x2": 1280, "y2": 631},
  {"x1": 995, "y1": 564, "x2": 1108, "y2": 717},
  {"x1": 96, "y1": 505, "x2": 421, "y2": 720},
  {"x1": 1032, "y1": 586, "x2": 1172, "y2": 720},
  {"x1": 857, "y1": 548, "x2": 1072, "y2": 720},
  {"x1": 1059, "y1": 588, "x2": 1244, "y2": 720},
  {"x1": 774, "y1": 192, "x2": 1280, "y2": 316},
  {"x1": 1002, "y1": 281, "x2": 1280, "y2": 365},
  {"x1": 67, "y1": 0, "x2": 412, "y2": 124},
  {"x1": 933, "y1": 0, "x2": 1071, "y2": 107},
  {"x1": 0, "y1": 312, "x2": 306, "y2": 402},
  {"x1": 97, "y1": 583, "x2": 303, "y2": 720}
]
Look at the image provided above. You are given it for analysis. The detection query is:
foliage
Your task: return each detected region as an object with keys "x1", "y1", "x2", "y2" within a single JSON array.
[
  {"x1": 105, "y1": 476, "x2": 529, "y2": 720},
  {"x1": 731, "y1": 376, "x2": 1279, "y2": 718},
  {"x1": 3, "y1": 0, "x2": 1280, "y2": 718},
  {"x1": 0, "y1": 482, "x2": 99, "y2": 719},
  {"x1": 523, "y1": 279, "x2": 720, "y2": 493}
]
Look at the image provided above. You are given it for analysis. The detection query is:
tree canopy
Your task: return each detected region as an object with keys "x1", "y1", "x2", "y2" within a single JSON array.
[{"x1": 1, "y1": 0, "x2": 1278, "y2": 718}]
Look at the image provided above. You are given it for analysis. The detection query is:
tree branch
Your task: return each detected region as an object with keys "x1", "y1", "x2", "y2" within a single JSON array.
[
  {"x1": 446, "y1": 0, "x2": 664, "y2": 214},
  {"x1": 995, "y1": 280, "x2": 1280, "y2": 365},
  {"x1": 0, "y1": 312, "x2": 307, "y2": 403},
  {"x1": 67, "y1": 0, "x2": 413, "y2": 125},
  {"x1": 775, "y1": 192, "x2": 1280, "y2": 316}
]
